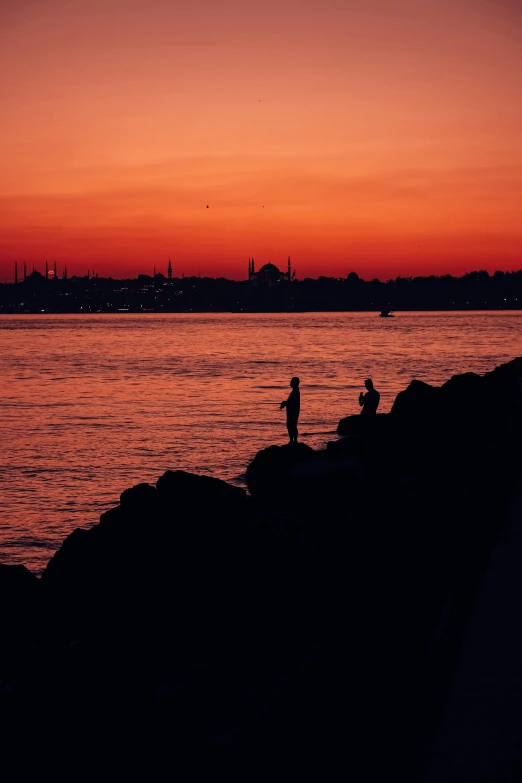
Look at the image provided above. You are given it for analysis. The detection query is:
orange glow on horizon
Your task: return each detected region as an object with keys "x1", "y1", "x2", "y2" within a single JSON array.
[{"x1": 1, "y1": 0, "x2": 521, "y2": 281}]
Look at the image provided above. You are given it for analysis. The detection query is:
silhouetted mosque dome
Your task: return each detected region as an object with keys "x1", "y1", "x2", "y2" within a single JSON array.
[
  {"x1": 259, "y1": 263, "x2": 280, "y2": 274},
  {"x1": 248, "y1": 258, "x2": 293, "y2": 285},
  {"x1": 25, "y1": 270, "x2": 48, "y2": 286}
]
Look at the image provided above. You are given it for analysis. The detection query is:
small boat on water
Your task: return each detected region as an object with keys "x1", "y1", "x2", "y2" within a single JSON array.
[{"x1": 379, "y1": 306, "x2": 394, "y2": 317}]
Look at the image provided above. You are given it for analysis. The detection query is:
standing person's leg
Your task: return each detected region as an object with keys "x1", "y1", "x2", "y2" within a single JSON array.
[{"x1": 288, "y1": 417, "x2": 298, "y2": 443}]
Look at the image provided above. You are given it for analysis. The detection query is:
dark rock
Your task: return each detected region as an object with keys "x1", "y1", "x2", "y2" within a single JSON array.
[
  {"x1": 0, "y1": 563, "x2": 40, "y2": 636},
  {"x1": 120, "y1": 482, "x2": 157, "y2": 509},
  {"x1": 0, "y1": 564, "x2": 40, "y2": 688},
  {"x1": 31, "y1": 462, "x2": 331, "y2": 776},
  {"x1": 439, "y1": 372, "x2": 487, "y2": 423},
  {"x1": 98, "y1": 503, "x2": 126, "y2": 529},
  {"x1": 483, "y1": 356, "x2": 522, "y2": 417},
  {"x1": 326, "y1": 435, "x2": 361, "y2": 456},
  {"x1": 245, "y1": 442, "x2": 316, "y2": 501},
  {"x1": 156, "y1": 469, "x2": 246, "y2": 509},
  {"x1": 42, "y1": 526, "x2": 97, "y2": 588},
  {"x1": 0, "y1": 564, "x2": 39, "y2": 634},
  {"x1": 0, "y1": 562, "x2": 38, "y2": 594},
  {"x1": 486, "y1": 355, "x2": 522, "y2": 386},
  {"x1": 440, "y1": 371, "x2": 483, "y2": 398},
  {"x1": 337, "y1": 411, "x2": 387, "y2": 435},
  {"x1": 390, "y1": 379, "x2": 440, "y2": 417}
]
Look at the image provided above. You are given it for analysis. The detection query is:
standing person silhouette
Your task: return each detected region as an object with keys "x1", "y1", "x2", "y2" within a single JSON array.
[
  {"x1": 359, "y1": 378, "x2": 380, "y2": 416},
  {"x1": 280, "y1": 377, "x2": 300, "y2": 444}
]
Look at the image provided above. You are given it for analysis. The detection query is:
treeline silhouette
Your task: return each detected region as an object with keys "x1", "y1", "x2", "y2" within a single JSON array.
[{"x1": 1, "y1": 268, "x2": 521, "y2": 313}]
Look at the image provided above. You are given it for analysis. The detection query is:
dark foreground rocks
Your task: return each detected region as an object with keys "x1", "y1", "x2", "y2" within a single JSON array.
[{"x1": 2, "y1": 358, "x2": 522, "y2": 780}]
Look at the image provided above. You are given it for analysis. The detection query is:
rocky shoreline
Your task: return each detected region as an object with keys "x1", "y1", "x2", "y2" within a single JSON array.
[{"x1": 2, "y1": 357, "x2": 522, "y2": 780}]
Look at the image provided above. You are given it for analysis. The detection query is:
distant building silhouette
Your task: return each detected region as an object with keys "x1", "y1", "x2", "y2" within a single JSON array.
[
  {"x1": 3, "y1": 264, "x2": 522, "y2": 314},
  {"x1": 248, "y1": 257, "x2": 294, "y2": 286},
  {"x1": 25, "y1": 269, "x2": 47, "y2": 287}
]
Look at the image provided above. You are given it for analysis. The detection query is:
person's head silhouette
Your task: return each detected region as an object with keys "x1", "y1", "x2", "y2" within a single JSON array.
[
  {"x1": 364, "y1": 378, "x2": 373, "y2": 391},
  {"x1": 290, "y1": 377, "x2": 300, "y2": 389}
]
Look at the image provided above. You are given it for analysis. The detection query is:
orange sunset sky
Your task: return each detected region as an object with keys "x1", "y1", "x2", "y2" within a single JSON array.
[{"x1": 1, "y1": 0, "x2": 521, "y2": 281}]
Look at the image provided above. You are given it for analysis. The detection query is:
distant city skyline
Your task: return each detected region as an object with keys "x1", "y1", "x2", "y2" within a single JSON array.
[
  {"x1": 3, "y1": 257, "x2": 522, "y2": 285},
  {"x1": 4, "y1": 256, "x2": 522, "y2": 285},
  {"x1": 1, "y1": 1, "x2": 521, "y2": 281}
]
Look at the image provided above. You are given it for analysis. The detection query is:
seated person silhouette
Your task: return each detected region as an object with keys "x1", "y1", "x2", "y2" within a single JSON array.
[
  {"x1": 359, "y1": 378, "x2": 380, "y2": 416},
  {"x1": 280, "y1": 377, "x2": 300, "y2": 443}
]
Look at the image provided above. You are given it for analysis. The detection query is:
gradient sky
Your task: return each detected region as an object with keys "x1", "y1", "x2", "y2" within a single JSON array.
[{"x1": 1, "y1": 0, "x2": 521, "y2": 280}]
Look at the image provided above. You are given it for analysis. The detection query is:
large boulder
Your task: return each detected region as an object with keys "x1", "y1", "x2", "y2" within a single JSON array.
[
  {"x1": 337, "y1": 412, "x2": 387, "y2": 436},
  {"x1": 390, "y1": 379, "x2": 440, "y2": 417},
  {"x1": 245, "y1": 443, "x2": 317, "y2": 502},
  {"x1": 483, "y1": 357, "x2": 522, "y2": 421},
  {"x1": 156, "y1": 469, "x2": 246, "y2": 511},
  {"x1": 0, "y1": 562, "x2": 38, "y2": 596},
  {"x1": 120, "y1": 481, "x2": 157, "y2": 510},
  {"x1": 485, "y1": 355, "x2": 522, "y2": 387},
  {"x1": 440, "y1": 371, "x2": 483, "y2": 399},
  {"x1": 30, "y1": 466, "x2": 334, "y2": 778},
  {"x1": 439, "y1": 372, "x2": 485, "y2": 418},
  {"x1": 41, "y1": 471, "x2": 249, "y2": 654}
]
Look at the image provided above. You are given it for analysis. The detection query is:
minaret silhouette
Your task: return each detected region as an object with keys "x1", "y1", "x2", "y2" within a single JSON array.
[
  {"x1": 23, "y1": 263, "x2": 27, "y2": 281},
  {"x1": 288, "y1": 257, "x2": 291, "y2": 279},
  {"x1": 168, "y1": 259, "x2": 172, "y2": 279},
  {"x1": 14, "y1": 261, "x2": 18, "y2": 284},
  {"x1": 45, "y1": 260, "x2": 49, "y2": 279}
]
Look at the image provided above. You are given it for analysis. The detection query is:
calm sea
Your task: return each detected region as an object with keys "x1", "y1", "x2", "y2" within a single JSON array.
[{"x1": 1, "y1": 311, "x2": 521, "y2": 574}]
